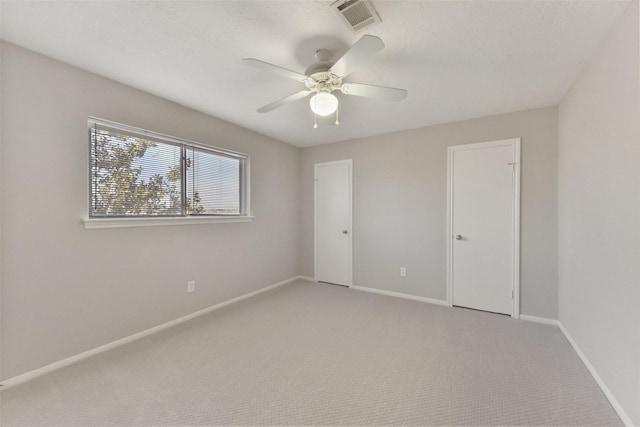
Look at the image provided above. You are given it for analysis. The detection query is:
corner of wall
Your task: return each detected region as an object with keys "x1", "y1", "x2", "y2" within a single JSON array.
[{"x1": 557, "y1": 0, "x2": 640, "y2": 424}]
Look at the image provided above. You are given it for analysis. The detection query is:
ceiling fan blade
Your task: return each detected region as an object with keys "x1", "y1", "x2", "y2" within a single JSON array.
[
  {"x1": 242, "y1": 58, "x2": 310, "y2": 83},
  {"x1": 340, "y1": 82, "x2": 407, "y2": 101},
  {"x1": 257, "y1": 90, "x2": 312, "y2": 113},
  {"x1": 329, "y1": 34, "x2": 385, "y2": 78}
]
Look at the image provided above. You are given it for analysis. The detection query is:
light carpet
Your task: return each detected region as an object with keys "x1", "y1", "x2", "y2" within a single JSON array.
[{"x1": 0, "y1": 279, "x2": 622, "y2": 426}]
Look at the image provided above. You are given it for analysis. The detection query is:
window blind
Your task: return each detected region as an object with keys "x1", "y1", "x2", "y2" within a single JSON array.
[
  {"x1": 88, "y1": 118, "x2": 248, "y2": 218},
  {"x1": 186, "y1": 147, "x2": 241, "y2": 215}
]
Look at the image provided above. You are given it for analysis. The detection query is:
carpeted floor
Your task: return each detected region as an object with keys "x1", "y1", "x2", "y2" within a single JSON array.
[{"x1": 0, "y1": 279, "x2": 622, "y2": 426}]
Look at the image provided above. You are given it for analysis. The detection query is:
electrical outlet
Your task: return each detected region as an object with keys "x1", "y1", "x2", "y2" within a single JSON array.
[
  {"x1": 187, "y1": 280, "x2": 195, "y2": 293},
  {"x1": 400, "y1": 267, "x2": 407, "y2": 277}
]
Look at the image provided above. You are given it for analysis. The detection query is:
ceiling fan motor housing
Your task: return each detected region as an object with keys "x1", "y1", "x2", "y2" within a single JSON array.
[
  {"x1": 305, "y1": 71, "x2": 343, "y2": 94},
  {"x1": 303, "y1": 48, "x2": 343, "y2": 94}
]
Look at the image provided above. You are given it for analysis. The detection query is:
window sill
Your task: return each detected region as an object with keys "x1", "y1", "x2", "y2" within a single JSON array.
[{"x1": 83, "y1": 216, "x2": 254, "y2": 229}]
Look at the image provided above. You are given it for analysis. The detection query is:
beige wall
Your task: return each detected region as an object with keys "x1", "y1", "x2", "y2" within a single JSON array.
[
  {"x1": 0, "y1": 42, "x2": 299, "y2": 380},
  {"x1": 558, "y1": 1, "x2": 640, "y2": 424},
  {"x1": 299, "y1": 107, "x2": 558, "y2": 318}
]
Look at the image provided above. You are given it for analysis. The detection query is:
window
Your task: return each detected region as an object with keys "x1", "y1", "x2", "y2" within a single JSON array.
[{"x1": 88, "y1": 118, "x2": 249, "y2": 220}]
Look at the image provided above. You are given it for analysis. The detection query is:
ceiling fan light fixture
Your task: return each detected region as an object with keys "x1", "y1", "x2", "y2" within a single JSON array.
[{"x1": 310, "y1": 92, "x2": 338, "y2": 116}]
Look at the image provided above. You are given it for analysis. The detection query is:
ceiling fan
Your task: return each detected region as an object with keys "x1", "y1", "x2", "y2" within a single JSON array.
[{"x1": 242, "y1": 35, "x2": 407, "y2": 126}]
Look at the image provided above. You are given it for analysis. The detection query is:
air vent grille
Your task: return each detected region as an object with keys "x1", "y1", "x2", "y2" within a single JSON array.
[{"x1": 331, "y1": 0, "x2": 381, "y2": 32}]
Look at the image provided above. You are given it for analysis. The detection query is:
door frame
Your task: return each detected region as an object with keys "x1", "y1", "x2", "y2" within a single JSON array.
[
  {"x1": 314, "y1": 159, "x2": 353, "y2": 287},
  {"x1": 446, "y1": 138, "x2": 521, "y2": 318}
]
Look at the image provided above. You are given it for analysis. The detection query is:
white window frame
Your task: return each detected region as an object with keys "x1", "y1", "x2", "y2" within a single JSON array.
[{"x1": 83, "y1": 117, "x2": 252, "y2": 229}]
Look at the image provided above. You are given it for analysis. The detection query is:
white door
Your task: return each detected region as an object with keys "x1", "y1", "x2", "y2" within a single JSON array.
[
  {"x1": 315, "y1": 160, "x2": 352, "y2": 286},
  {"x1": 448, "y1": 139, "x2": 520, "y2": 316}
]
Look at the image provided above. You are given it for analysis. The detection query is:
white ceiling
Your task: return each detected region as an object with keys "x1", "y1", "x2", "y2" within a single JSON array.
[{"x1": 0, "y1": 0, "x2": 630, "y2": 147}]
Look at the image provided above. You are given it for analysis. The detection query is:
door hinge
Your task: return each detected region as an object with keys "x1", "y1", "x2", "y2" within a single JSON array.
[{"x1": 511, "y1": 290, "x2": 514, "y2": 299}]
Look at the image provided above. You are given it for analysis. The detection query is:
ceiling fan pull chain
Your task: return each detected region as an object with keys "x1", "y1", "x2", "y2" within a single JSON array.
[
  {"x1": 313, "y1": 98, "x2": 319, "y2": 129},
  {"x1": 335, "y1": 104, "x2": 340, "y2": 126}
]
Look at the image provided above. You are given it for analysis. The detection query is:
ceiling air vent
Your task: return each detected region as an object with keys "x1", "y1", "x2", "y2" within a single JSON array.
[{"x1": 331, "y1": 0, "x2": 381, "y2": 32}]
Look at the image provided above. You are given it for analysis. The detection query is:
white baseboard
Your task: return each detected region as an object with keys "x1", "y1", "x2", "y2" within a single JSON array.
[
  {"x1": 519, "y1": 314, "x2": 559, "y2": 326},
  {"x1": 521, "y1": 315, "x2": 632, "y2": 425},
  {"x1": 557, "y1": 322, "x2": 633, "y2": 427},
  {"x1": 3, "y1": 277, "x2": 632, "y2": 427},
  {"x1": 298, "y1": 276, "x2": 315, "y2": 282},
  {"x1": 0, "y1": 275, "x2": 301, "y2": 391},
  {"x1": 350, "y1": 285, "x2": 448, "y2": 306}
]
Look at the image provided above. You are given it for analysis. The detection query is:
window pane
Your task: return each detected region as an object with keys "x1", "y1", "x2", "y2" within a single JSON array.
[
  {"x1": 88, "y1": 118, "x2": 249, "y2": 219},
  {"x1": 186, "y1": 148, "x2": 240, "y2": 215},
  {"x1": 90, "y1": 128, "x2": 183, "y2": 216}
]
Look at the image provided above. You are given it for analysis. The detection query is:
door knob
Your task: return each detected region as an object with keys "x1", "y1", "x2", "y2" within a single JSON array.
[
  {"x1": 342, "y1": 230, "x2": 348, "y2": 234},
  {"x1": 455, "y1": 235, "x2": 463, "y2": 240}
]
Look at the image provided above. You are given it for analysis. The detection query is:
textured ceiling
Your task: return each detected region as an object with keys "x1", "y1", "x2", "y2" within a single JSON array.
[{"x1": 0, "y1": 0, "x2": 631, "y2": 147}]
